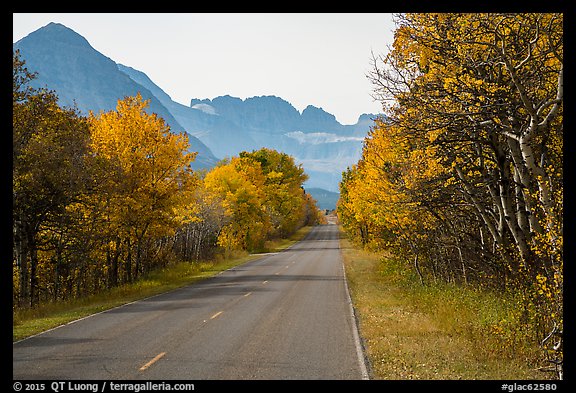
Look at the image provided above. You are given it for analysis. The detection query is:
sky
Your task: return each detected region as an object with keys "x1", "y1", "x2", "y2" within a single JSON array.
[{"x1": 13, "y1": 13, "x2": 397, "y2": 125}]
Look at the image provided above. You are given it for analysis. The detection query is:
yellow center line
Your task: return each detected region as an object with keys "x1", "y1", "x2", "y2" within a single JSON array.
[
  {"x1": 210, "y1": 311, "x2": 223, "y2": 320},
  {"x1": 139, "y1": 352, "x2": 166, "y2": 371}
]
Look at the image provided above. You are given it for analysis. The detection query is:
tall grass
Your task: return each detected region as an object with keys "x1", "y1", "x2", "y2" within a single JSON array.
[{"x1": 341, "y1": 231, "x2": 545, "y2": 380}]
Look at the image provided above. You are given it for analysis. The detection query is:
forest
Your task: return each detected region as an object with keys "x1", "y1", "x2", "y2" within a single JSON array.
[
  {"x1": 337, "y1": 13, "x2": 563, "y2": 377},
  {"x1": 13, "y1": 51, "x2": 324, "y2": 310}
]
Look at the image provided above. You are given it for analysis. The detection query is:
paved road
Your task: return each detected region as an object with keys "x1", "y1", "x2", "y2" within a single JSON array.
[{"x1": 13, "y1": 224, "x2": 368, "y2": 380}]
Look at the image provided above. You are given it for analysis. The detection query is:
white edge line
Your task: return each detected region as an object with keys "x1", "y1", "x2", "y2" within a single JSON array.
[
  {"x1": 341, "y1": 249, "x2": 371, "y2": 380},
  {"x1": 14, "y1": 271, "x2": 210, "y2": 344},
  {"x1": 13, "y1": 296, "x2": 147, "y2": 344}
]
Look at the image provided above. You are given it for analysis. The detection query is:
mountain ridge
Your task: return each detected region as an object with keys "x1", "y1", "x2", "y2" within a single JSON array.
[
  {"x1": 13, "y1": 22, "x2": 219, "y2": 169},
  {"x1": 13, "y1": 22, "x2": 381, "y2": 201}
]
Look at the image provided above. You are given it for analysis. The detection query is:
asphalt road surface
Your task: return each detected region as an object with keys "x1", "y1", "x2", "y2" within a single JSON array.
[{"x1": 13, "y1": 224, "x2": 368, "y2": 380}]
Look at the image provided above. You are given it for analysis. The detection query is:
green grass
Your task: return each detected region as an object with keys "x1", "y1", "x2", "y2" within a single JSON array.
[
  {"x1": 340, "y1": 228, "x2": 545, "y2": 380},
  {"x1": 13, "y1": 225, "x2": 313, "y2": 342}
]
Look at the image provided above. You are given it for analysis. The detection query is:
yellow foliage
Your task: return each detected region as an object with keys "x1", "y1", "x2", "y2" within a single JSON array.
[
  {"x1": 88, "y1": 93, "x2": 198, "y2": 240},
  {"x1": 352, "y1": 12, "x2": 563, "y2": 376}
]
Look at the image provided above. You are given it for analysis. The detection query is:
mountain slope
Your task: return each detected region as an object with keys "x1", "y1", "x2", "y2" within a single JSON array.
[
  {"x1": 306, "y1": 188, "x2": 340, "y2": 211},
  {"x1": 13, "y1": 22, "x2": 218, "y2": 169},
  {"x1": 117, "y1": 65, "x2": 259, "y2": 158}
]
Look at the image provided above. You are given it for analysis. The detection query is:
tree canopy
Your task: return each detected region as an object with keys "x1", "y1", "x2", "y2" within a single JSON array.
[{"x1": 339, "y1": 12, "x2": 562, "y2": 376}]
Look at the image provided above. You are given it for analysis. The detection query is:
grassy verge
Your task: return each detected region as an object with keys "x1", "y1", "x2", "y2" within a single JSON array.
[
  {"x1": 13, "y1": 225, "x2": 313, "y2": 342},
  {"x1": 340, "y1": 228, "x2": 544, "y2": 380}
]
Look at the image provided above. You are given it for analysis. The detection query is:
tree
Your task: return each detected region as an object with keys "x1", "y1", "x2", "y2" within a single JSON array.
[
  {"x1": 368, "y1": 13, "x2": 562, "y2": 276},
  {"x1": 172, "y1": 181, "x2": 228, "y2": 261},
  {"x1": 13, "y1": 51, "x2": 92, "y2": 307},
  {"x1": 87, "y1": 93, "x2": 198, "y2": 284},
  {"x1": 240, "y1": 148, "x2": 309, "y2": 237},
  {"x1": 357, "y1": 12, "x2": 563, "y2": 376},
  {"x1": 203, "y1": 157, "x2": 270, "y2": 252}
]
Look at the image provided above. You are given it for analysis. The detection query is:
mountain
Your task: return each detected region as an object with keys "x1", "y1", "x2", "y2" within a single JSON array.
[
  {"x1": 14, "y1": 22, "x2": 382, "y2": 200},
  {"x1": 306, "y1": 188, "x2": 340, "y2": 211},
  {"x1": 118, "y1": 53, "x2": 379, "y2": 196},
  {"x1": 12, "y1": 22, "x2": 218, "y2": 169},
  {"x1": 181, "y1": 95, "x2": 376, "y2": 192},
  {"x1": 117, "y1": 66, "x2": 262, "y2": 159}
]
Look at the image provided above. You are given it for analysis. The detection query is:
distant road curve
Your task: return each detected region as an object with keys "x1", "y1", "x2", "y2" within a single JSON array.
[{"x1": 13, "y1": 224, "x2": 369, "y2": 380}]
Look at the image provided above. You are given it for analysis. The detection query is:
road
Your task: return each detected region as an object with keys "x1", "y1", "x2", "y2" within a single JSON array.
[{"x1": 13, "y1": 224, "x2": 368, "y2": 380}]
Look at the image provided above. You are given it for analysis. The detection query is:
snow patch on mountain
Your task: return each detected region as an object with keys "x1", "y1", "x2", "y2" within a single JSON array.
[
  {"x1": 285, "y1": 131, "x2": 365, "y2": 145},
  {"x1": 191, "y1": 103, "x2": 218, "y2": 115}
]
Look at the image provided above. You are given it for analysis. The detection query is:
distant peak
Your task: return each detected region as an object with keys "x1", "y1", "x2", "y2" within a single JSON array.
[
  {"x1": 301, "y1": 105, "x2": 337, "y2": 123},
  {"x1": 45, "y1": 22, "x2": 67, "y2": 28},
  {"x1": 302, "y1": 105, "x2": 328, "y2": 114},
  {"x1": 20, "y1": 22, "x2": 91, "y2": 48},
  {"x1": 357, "y1": 113, "x2": 385, "y2": 124}
]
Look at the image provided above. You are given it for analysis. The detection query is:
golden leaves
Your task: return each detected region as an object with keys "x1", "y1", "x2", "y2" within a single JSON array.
[
  {"x1": 203, "y1": 149, "x2": 314, "y2": 252},
  {"x1": 88, "y1": 94, "x2": 197, "y2": 240},
  {"x1": 347, "y1": 12, "x2": 563, "y2": 375}
]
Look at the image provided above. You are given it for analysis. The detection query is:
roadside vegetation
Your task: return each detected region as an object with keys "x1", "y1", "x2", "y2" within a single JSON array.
[
  {"x1": 341, "y1": 230, "x2": 544, "y2": 379},
  {"x1": 13, "y1": 226, "x2": 313, "y2": 342},
  {"x1": 338, "y1": 13, "x2": 562, "y2": 379}
]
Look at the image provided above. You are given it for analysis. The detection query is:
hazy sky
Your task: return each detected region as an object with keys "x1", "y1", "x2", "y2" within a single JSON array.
[{"x1": 13, "y1": 13, "x2": 397, "y2": 125}]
